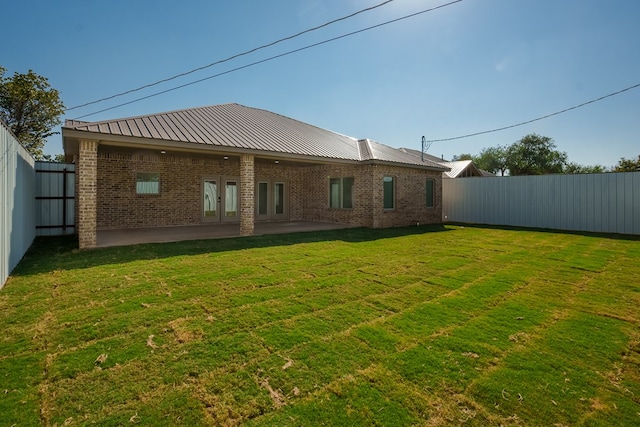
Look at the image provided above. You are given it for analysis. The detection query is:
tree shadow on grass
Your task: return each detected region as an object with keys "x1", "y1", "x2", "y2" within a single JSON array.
[{"x1": 11, "y1": 224, "x2": 453, "y2": 277}]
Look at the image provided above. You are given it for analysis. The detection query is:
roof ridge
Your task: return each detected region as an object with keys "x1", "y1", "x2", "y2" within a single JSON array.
[
  {"x1": 357, "y1": 138, "x2": 374, "y2": 161},
  {"x1": 246, "y1": 105, "x2": 359, "y2": 143}
]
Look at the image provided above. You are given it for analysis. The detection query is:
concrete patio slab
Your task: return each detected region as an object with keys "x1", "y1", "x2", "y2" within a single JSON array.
[{"x1": 96, "y1": 221, "x2": 355, "y2": 248}]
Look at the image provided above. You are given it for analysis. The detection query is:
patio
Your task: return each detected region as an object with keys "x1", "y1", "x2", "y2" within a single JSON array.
[{"x1": 96, "y1": 221, "x2": 355, "y2": 248}]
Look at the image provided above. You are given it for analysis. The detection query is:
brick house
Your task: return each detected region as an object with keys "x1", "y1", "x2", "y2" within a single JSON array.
[{"x1": 62, "y1": 103, "x2": 448, "y2": 249}]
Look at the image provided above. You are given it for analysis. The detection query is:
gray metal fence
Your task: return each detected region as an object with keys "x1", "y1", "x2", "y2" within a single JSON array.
[
  {"x1": 1, "y1": 121, "x2": 36, "y2": 289},
  {"x1": 442, "y1": 172, "x2": 640, "y2": 235},
  {"x1": 36, "y1": 161, "x2": 75, "y2": 236}
]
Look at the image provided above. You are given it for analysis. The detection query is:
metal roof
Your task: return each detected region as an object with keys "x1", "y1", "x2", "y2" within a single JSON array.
[
  {"x1": 441, "y1": 160, "x2": 474, "y2": 178},
  {"x1": 63, "y1": 103, "x2": 447, "y2": 170},
  {"x1": 398, "y1": 147, "x2": 447, "y2": 164}
]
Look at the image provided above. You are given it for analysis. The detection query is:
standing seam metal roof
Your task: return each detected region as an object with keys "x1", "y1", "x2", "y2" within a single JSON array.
[{"x1": 64, "y1": 103, "x2": 447, "y2": 170}]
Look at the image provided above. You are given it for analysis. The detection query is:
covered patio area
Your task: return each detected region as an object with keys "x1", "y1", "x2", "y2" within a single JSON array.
[{"x1": 96, "y1": 221, "x2": 355, "y2": 248}]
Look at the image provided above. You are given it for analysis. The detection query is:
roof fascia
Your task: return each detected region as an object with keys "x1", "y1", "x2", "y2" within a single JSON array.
[
  {"x1": 362, "y1": 159, "x2": 450, "y2": 172},
  {"x1": 62, "y1": 128, "x2": 449, "y2": 171},
  {"x1": 62, "y1": 128, "x2": 360, "y2": 166}
]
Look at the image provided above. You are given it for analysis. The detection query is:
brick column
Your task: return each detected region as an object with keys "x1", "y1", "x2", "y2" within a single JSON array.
[
  {"x1": 240, "y1": 154, "x2": 255, "y2": 236},
  {"x1": 78, "y1": 140, "x2": 98, "y2": 248}
]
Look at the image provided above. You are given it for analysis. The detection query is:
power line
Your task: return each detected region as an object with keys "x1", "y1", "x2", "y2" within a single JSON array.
[
  {"x1": 66, "y1": 0, "x2": 397, "y2": 112},
  {"x1": 74, "y1": 0, "x2": 464, "y2": 120},
  {"x1": 426, "y1": 83, "x2": 640, "y2": 143}
]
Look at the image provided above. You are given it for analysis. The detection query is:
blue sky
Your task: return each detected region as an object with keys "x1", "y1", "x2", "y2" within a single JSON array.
[{"x1": 4, "y1": 0, "x2": 639, "y2": 167}]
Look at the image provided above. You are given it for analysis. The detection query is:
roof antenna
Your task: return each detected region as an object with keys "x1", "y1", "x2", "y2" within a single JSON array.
[{"x1": 421, "y1": 136, "x2": 432, "y2": 162}]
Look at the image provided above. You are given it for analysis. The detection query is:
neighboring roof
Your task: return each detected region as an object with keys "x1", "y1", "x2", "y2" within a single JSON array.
[
  {"x1": 63, "y1": 103, "x2": 447, "y2": 171},
  {"x1": 479, "y1": 169, "x2": 496, "y2": 177},
  {"x1": 440, "y1": 160, "x2": 476, "y2": 178}
]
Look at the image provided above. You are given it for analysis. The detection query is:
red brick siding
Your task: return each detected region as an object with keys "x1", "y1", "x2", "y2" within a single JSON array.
[
  {"x1": 254, "y1": 163, "x2": 304, "y2": 221},
  {"x1": 97, "y1": 152, "x2": 239, "y2": 229},
  {"x1": 239, "y1": 155, "x2": 255, "y2": 236},
  {"x1": 371, "y1": 165, "x2": 443, "y2": 228},
  {"x1": 78, "y1": 140, "x2": 98, "y2": 248},
  {"x1": 94, "y1": 148, "x2": 443, "y2": 230},
  {"x1": 302, "y1": 164, "x2": 376, "y2": 227}
]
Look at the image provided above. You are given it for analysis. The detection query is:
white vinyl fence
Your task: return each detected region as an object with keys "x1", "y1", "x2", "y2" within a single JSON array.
[
  {"x1": 442, "y1": 172, "x2": 640, "y2": 235},
  {"x1": 1, "y1": 121, "x2": 36, "y2": 288}
]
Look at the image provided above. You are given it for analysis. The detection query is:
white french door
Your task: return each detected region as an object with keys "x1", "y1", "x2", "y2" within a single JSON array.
[{"x1": 203, "y1": 177, "x2": 239, "y2": 222}]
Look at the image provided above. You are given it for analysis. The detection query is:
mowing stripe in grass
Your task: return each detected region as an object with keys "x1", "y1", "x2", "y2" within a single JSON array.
[
  {"x1": 0, "y1": 353, "x2": 44, "y2": 426},
  {"x1": 466, "y1": 312, "x2": 634, "y2": 426},
  {"x1": 2, "y1": 227, "x2": 639, "y2": 426}
]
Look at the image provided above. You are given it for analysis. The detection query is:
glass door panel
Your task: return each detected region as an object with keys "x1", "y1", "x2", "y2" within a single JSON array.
[
  {"x1": 225, "y1": 180, "x2": 238, "y2": 218},
  {"x1": 203, "y1": 179, "x2": 218, "y2": 219}
]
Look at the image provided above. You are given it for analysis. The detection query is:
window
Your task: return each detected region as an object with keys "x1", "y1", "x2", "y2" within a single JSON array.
[
  {"x1": 383, "y1": 176, "x2": 394, "y2": 210},
  {"x1": 136, "y1": 173, "x2": 159, "y2": 194},
  {"x1": 257, "y1": 182, "x2": 268, "y2": 215},
  {"x1": 274, "y1": 182, "x2": 285, "y2": 215},
  {"x1": 426, "y1": 178, "x2": 435, "y2": 208},
  {"x1": 329, "y1": 177, "x2": 354, "y2": 209},
  {"x1": 343, "y1": 177, "x2": 353, "y2": 209}
]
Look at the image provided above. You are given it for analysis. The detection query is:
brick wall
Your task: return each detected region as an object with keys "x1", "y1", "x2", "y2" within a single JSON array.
[
  {"x1": 302, "y1": 163, "x2": 443, "y2": 228},
  {"x1": 97, "y1": 151, "x2": 239, "y2": 229},
  {"x1": 303, "y1": 164, "x2": 375, "y2": 227},
  {"x1": 239, "y1": 155, "x2": 255, "y2": 236},
  {"x1": 254, "y1": 163, "x2": 304, "y2": 221},
  {"x1": 371, "y1": 165, "x2": 443, "y2": 228},
  {"x1": 95, "y1": 148, "x2": 443, "y2": 230},
  {"x1": 78, "y1": 140, "x2": 98, "y2": 248}
]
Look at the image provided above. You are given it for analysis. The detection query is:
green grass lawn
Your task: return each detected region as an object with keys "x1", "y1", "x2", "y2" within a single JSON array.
[{"x1": 1, "y1": 225, "x2": 639, "y2": 426}]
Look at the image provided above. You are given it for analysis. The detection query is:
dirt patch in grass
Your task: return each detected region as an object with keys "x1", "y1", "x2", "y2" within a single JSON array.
[{"x1": 167, "y1": 318, "x2": 203, "y2": 344}]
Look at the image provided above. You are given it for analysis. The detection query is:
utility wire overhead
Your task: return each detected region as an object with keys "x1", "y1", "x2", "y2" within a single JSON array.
[
  {"x1": 73, "y1": 0, "x2": 464, "y2": 119},
  {"x1": 425, "y1": 82, "x2": 640, "y2": 143},
  {"x1": 66, "y1": 0, "x2": 398, "y2": 111}
]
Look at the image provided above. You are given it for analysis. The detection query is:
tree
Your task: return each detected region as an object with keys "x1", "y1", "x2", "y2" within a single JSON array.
[
  {"x1": 614, "y1": 155, "x2": 640, "y2": 172},
  {"x1": 0, "y1": 66, "x2": 65, "y2": 160},
  {"x1": 506, "y1": 134, "x2": 567, "y2": 175},
  {"x1": 451, "y1": 153, "x2": 473, "y2": 161},
  {"x1": 474, "y1": 145, "x2": 508, "y2": 176},
  {"x1": 564, "y1": 162, "x2": 608, "y2": 174}
]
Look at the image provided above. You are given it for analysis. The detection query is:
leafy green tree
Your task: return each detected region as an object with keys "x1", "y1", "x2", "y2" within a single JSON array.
[
  {"x1": 37, "y1": 153, "x2": 68, "y2": 162},
  {"x1": 0, "y1": 66, "x2": 65, "y2": 160},
  {"x1": 506, "y1": 134, "x2": 567, "y2": 175},
  {"x1": 564, "y1": 162, "x2": 608, "y2": 174},
  {"x1": 614, "y1": 155, "x2": 640, "y2": 172},
  {"x1": 451, "y1": 153, "x2": 473, "y2": 161},
  {"x1": 474, "y1": 145, "x2": 508, "y2": 176}
]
